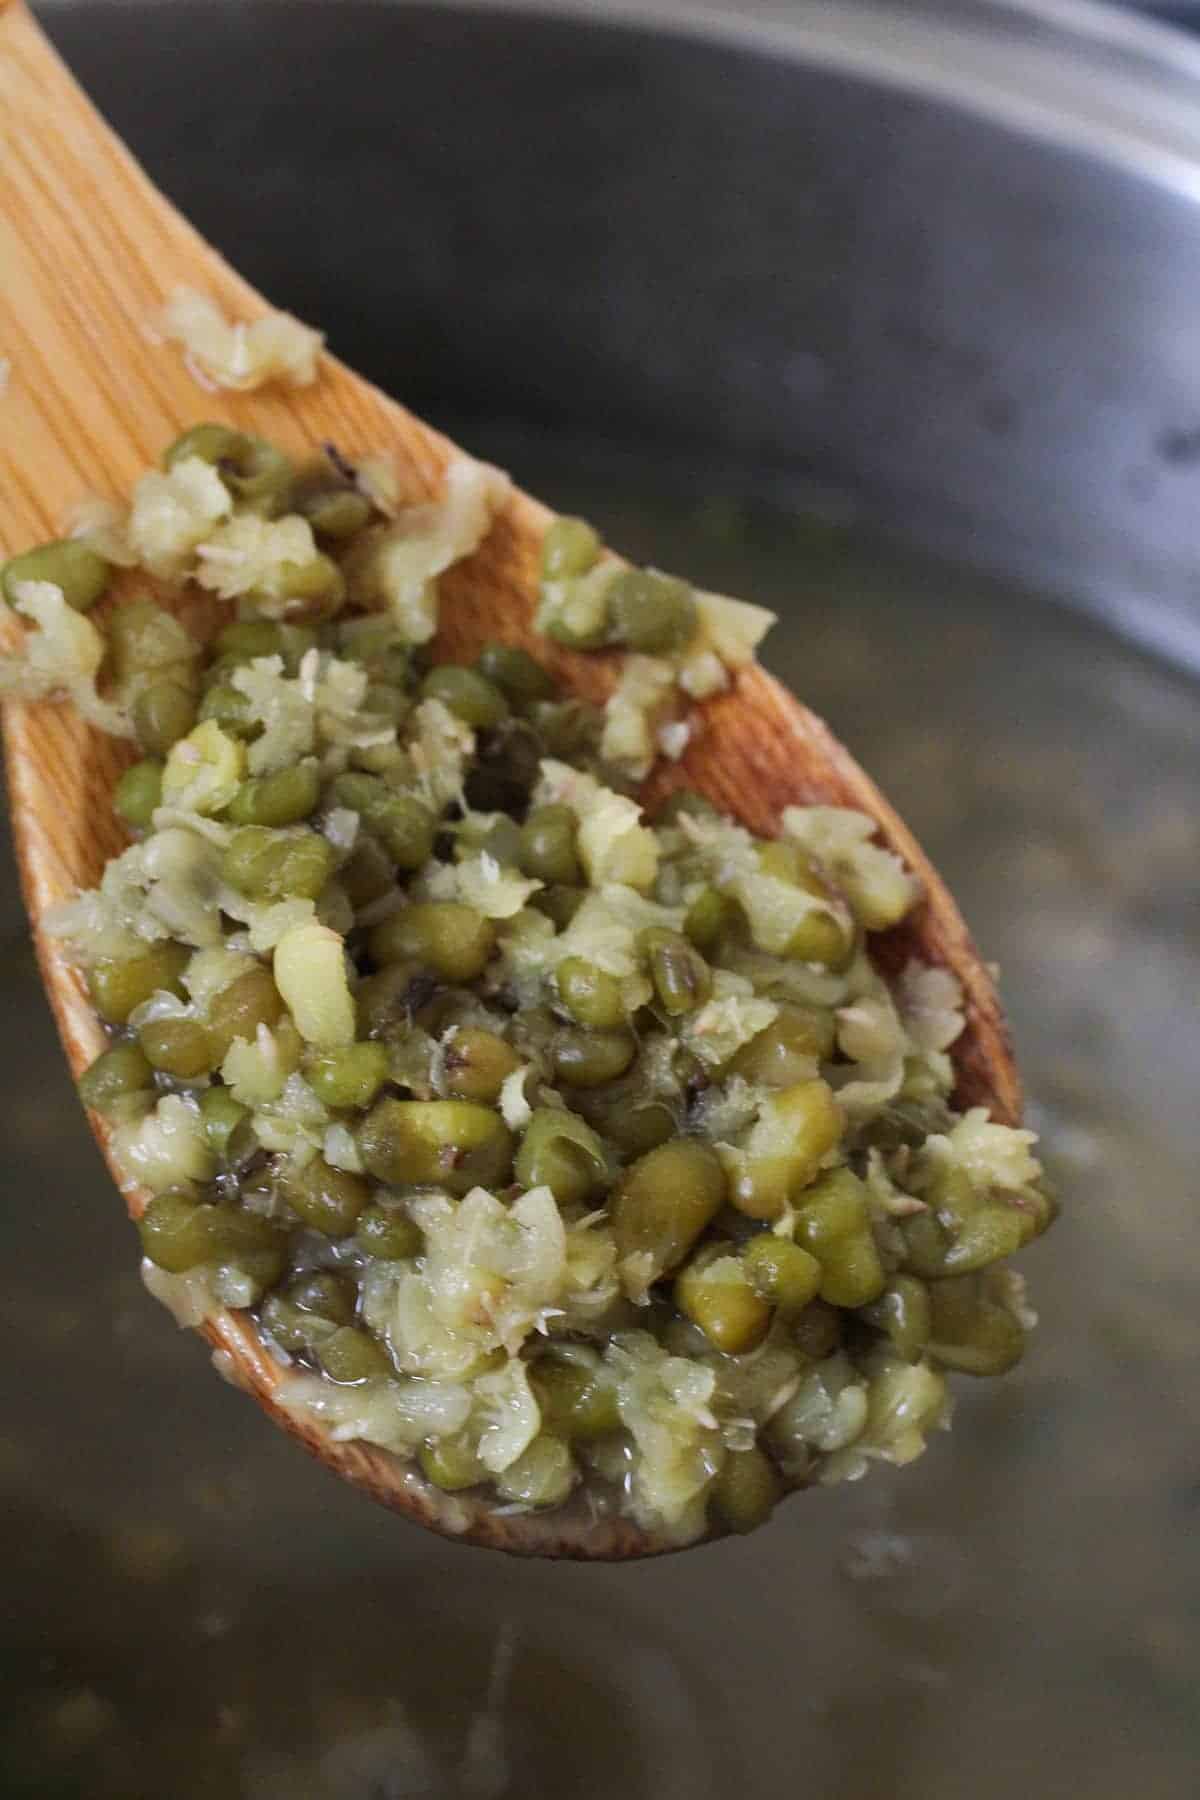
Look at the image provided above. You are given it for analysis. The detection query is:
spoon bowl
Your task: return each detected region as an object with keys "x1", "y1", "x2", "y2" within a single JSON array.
[{"x1": 0, "y1": 0, "x2": 1018, "y2": 1556}]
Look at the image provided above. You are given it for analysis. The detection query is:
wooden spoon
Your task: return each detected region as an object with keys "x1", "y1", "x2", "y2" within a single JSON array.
[{"x1": 0, "y1": 0, "x2": 1020, "y2": 1558}]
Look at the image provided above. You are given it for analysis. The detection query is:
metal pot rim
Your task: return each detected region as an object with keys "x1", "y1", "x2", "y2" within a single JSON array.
[{"x1": 43, "y1": 0, "x2": 1200, "y2": 196}]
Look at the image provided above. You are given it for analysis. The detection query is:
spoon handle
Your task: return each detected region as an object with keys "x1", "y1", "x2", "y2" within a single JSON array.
[
  {"x1": 1, "y1": 0, "x2": 245, "y2": 532},
  {"x1": 0, "y1": 0, "x2": 451, "y2": 561}
]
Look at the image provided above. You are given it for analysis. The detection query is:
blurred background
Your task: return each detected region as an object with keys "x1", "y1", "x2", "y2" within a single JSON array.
[{"x1": 2, "y1": 1, "x2": 1198, "y2": 1796}]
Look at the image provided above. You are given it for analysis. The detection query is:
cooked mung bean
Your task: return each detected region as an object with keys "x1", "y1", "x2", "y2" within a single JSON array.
[
  {"x1": 283, "y1": 1158, "x2": 370, "y2": 1237},
  {"x1": 205, "y1": 966, "x2": 285, "y2": 1061},
  {"x1": 611, "y1": 1141, "x2": 728, "y2": 1285},
  {"x1": 298, "y1": 483, "x2": 372, "y2": 541},
  {"x1": 166, "y1": 424, "x2": 294, "y2": 515},
  {"x1": 328, "y1": 773, "x2": 435, "y2": 869},
  {"x1": 222, "y1": 826, "x2": 335, "y2": 902},
  {"x1": 742, "y1": 1234, "x2": 823, "y2": 1314},
  {"x1": 713, "y1": 1446, "x2": 783, "y2": 1534},
  {"x1": 675, "y1": 1246, "x2": 772, "y2": 1353},
  {"x1": 368, "y1": 902, "x2": 496, "y2": 983},
  {"x1": 198, "y1": 1086, "x2": 249, "y2": 1161},
  {"x1": 441, "y1": 1026, "x2": 522, "y2": 1102},
  {"x1": 10, "y1": 429, "x2": 1052, "y2": 1547},
  {"x1": 77, "y1": 1043, "x2": 154, "y2": 1115},
  {"x1": 607, "y1": 568, "x2": 697, "y2": 653},
  {"x1": 476, "y1": 642, "x2": 556, "y2": 704},
  {"x1": 420, "y1": 1433, "x2": 487, "y2": 1492},
  {"x1": 640, "y1": 926, "x2": 711, "y2": 1015},
  {"x1": 357, "y1": 1098, "x2": 513, "y2": 1193},
  {"x1": 138, "y1": 1016, "x2": 216, "y2": 1080},
  {"x1": 515, "y1": 1107, "x2": 608, "y2": 1205},
  {"x1": 114, "y1": 757, "x2": 164, "y2": 830},
  {"x1": 2, "y1": 537, "x2": 112, "y2": 612},
  {"x1": 87, "y1": 942, "x2": 190, "y2": 1025},
  {"x1": 318, "y1": 1326, "x2": 392, "y2": 1383},
  {"x1": 305, "y1": 1041, "x2": 390, "y2": 1109},
  {"x1": 132, "y1": 680, "x2": 198, "y2": 756},
  {"x1": 551, "y1": 1024, "x2": 637, "y2": 1089},
  {"x1": 519, "y1": 804, "x2": 581, "y2": 885},
  {"x1": 420, "y1": 664, "x2": 510, "y2": 728},
  {"x1": 355, "y1": 1203, "x2": 422, "y2": 1262},
  {"x1": 555, "y1": 958, "x2": 627, "y2": 1029},
  {"x1": 226, "y1": 763, "x2": 320, "y2": 827},
  {"x1": 541, "y1": 515, "x2": 600, "y2": 580},
  {"x1": 531, "y1": 1352, "x2": 621, "y2": 1442}
]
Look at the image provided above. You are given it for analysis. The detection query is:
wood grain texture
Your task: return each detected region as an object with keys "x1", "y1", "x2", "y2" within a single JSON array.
[{"x1": 0, "y1": 0, "x2": 1020, "y2": 1558}]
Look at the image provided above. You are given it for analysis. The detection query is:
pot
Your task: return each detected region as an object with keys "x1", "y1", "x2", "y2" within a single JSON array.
[{"x1": 2, "y1": 3, "x2": 1197, "y2": 1794}]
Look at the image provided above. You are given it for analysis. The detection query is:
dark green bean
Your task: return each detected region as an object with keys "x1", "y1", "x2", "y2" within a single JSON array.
[
  {"x1": 519, "y1": 805, "x2": 581, "y2": 885},
  {"x1": 165, "y1": 424, "x2": 294, "y2": 515},
  {"x1": 441, "y1": 1027, "x2": 521, "y2": 1103},
  {"x1": 551, "y1": 1025, "x2": 636, "y2": 1089},
  {"x1": 226, "y1": 763, "x2": 320, "y2": 828},
  {"x1": 132, "y1": 681, "x2": 197, "y2": 756},
  {"x1": 138, "y1": 1016, "x2": 216, "y2": 1080},
  {"x1": 369, "y1": 902, "x2": 495, "y2": 983},
  {"x1": 305, "y1": 1041, "x2": 390, "y2": 1109},
  {"x1": 327, "y1": 773, "x2": 435, "y2": 870},
  {"x1": 420, "y1": 665, "x2": 509, "y2": 729},
  {"x1": 476, "y1": 642, "x2": 557, "y2": 704},
  {"x1": 515, "y1": 1107, "x2": 607, "y2": 1205},
  {"x1": 610, "y1": 1140, "x2": 726, "y2": 1283},
  {"x1": 114, "y1": 759, "x2": 164, "y2": 830},
  {"x1": 358, "y1": 1099, "x2": 513, "y2": 1193},
  {"x1": 87, "y1": 942, "x2": 189, "y2": 1025},
  {"x1": 283, "y1": 1157, "x2": 370, "y2": 1236},
  {"x1": 205, "y1": 966, "x2": 285, "y2": 1061},
  {"x1": 356, "y1": 1203, "x2": 422, "y2": 1261},
  {"x1": 77, "y1": 1043, "x2": 154, "y2": 1115},
  {"x1": 221, "y1": 826, "x2": 335, "y2": 902},
  {"x1": 712, "y1": 1447, "x2": 782, "y2": 1535},
  {"x1": 2, "y1": 539, "x2": 110, "y2": 612},
  {"x1": 606, "y1": 568, "x2": 697, "y2": 654},
  {"x1": 640, "y1": 927, "x2": 712, "y2": 1016},
  {"x1": 556, "y1": 958, "x2": 626, "y2": 1029},
  {"x1": 318, "y1": 1327, "x2": 392, "y2": 1383},
  {"x1": 541, "y1": 516, "x2": 600, "y2": 580},
  {"x1": 198, "y1": 1086, "x2": 249, "y2": 1161}
]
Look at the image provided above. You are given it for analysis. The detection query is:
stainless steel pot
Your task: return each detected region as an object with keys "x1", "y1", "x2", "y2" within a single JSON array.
[
  {"x1": 3, "y1": 4, "x2": 1197, "y2": 1795},
  {"x1": 37, "y1": 0, "x2": 1200, "y2": 674}
]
